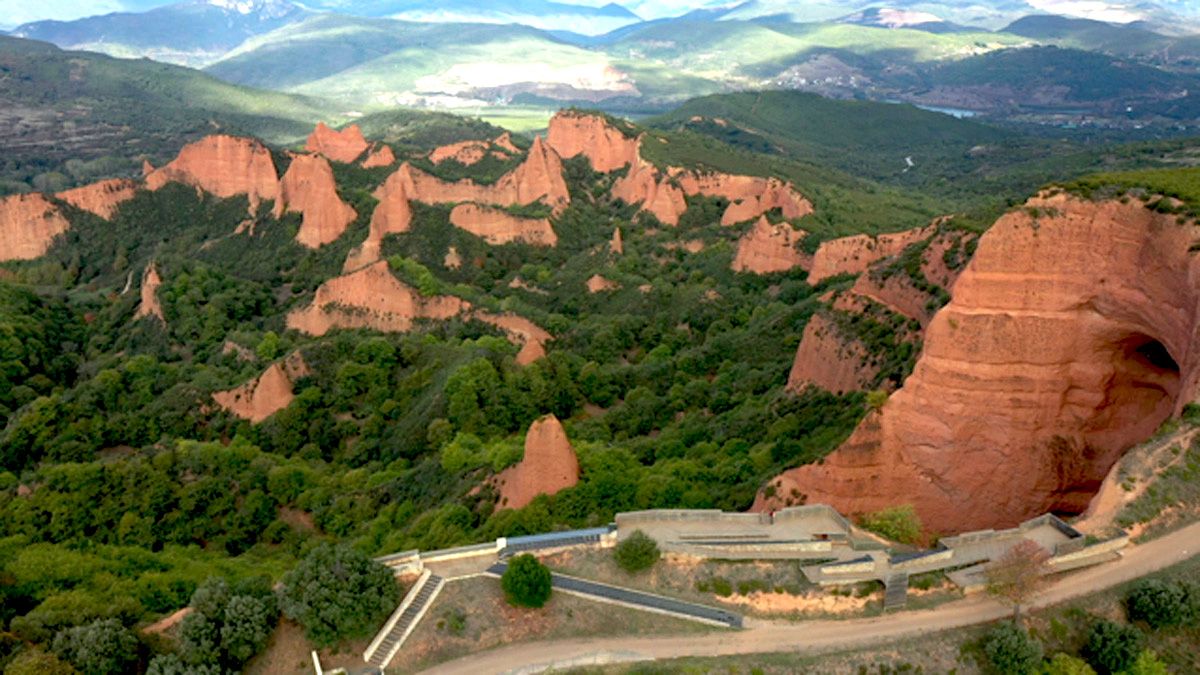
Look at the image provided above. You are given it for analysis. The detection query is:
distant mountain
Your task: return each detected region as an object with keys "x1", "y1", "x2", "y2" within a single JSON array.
[
  {"x1": 839, "y1": 7, "x2": 970, "y2": 33},
  {"x1": 10, "y1": 0, "x2": 310, "y2": 66},
  {"x1": 1003, "y1": 15, "x2": 1176, "y2": 55},
  {"x1": 303, "y1": 0, "x2": 642, "y2": 34}
]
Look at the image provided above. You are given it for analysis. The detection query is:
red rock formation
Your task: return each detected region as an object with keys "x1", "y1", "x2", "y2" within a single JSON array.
[
  {"x1": 786, "y1": 314, "x2": 878, "y2": 395},
  {"x1": 430, "y1": 133, "x2": 519, "y2": 166},
  {"x1": 732, "y1": 216, "x2": 809, "y2": 274},
  {"x1": 449, "y1": 204, "x2": 557, "y2": 247},
  {"x1": 495, "y1": 414, "x2": 580, "y2": 510},
  {"x1": 57, "y1": 179, "x2": 137, "y2": 219},
  {"x1": 674, "y1": 171, "x2": 813, "y2": 226},
  {"x1": 444, "y1": 246, "x2": 463, "y2": 270},
  {"x1": 346, "y1": 170, "x2": 415, "y2": 272},
  {"x1": 306, "y1": 122, "x2": 369, "y2": 164},
  {"x1": 840, "y1": 272, "x2": 932, "y2": 326},
  {"x1": 610, "y1": 227, "x2": 624, "y2": 255},
  {"x1": 287, "y1": 260, "x2": 466, "y2": 336},
  {"x1": 135, "y1": 263, "x2": 165, "y2": 323},
  {"x1": 612, "y1": 158, "x2": 687, "y2": 225},
  {"x1": 146, "y1": 135, "x2": 279, "y2": 212},
  {"x1": 586, "y1": 274, "x2": 619, "y2": 293},
  {"x1": 808, "y1": 227, "x2": 930, "y2": 285},
  {"x1": 212, "y1": 351, "x2": 310, "y2": 423},
  {"x1": 362, "y1": 144, "x2": 396, "y2": 169},
  {"x1": 546, "y1": 110, "x2": 640, "y2": 172},
  {"x1": 393, "y1": 136, "x2": 569, "y2": 213},
  {"x1": 141, "y1": 160, "x2": 155, "y2": 178},
  {"x1": 274, "y1": 154, "x2": 357, "y2": 249},
  {"x1": 0, "y1": 193, "x2": 70, "y2": 261},
  {"x1": 493, "y1": 132, "x2": 520, "y2": 154},
  {"x1": 475, "y1": 311, "x2": 553, "y2": 366},
  {"x1": 760, "y1": 193, "x2": 1200, "y2": 533}
]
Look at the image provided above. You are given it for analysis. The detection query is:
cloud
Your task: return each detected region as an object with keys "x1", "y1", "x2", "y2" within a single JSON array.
[{"x1": 0, "y1": 0, "x2": 140, "y2": 26}]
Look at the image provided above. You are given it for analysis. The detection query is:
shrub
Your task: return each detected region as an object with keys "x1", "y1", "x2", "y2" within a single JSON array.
[
  {"x1": 981, "y1": 622, "x2": 1043, "y2": 675},
  {"x1": 501, "y1": 554, "x2": 552, "y2": 608},
  {"x1": 51, "y1": 618, "x2": 139, "y2": 675},
  {"x1": 858, "y1": 504, "x2": 923, "y2": 544},
  {"x1": 1122, "y1": 650, "x2": 1168, "y2": 675},
  {"x1": 1041, "y1": 653, "x2": 1097, "y2": 674},
  {"x1": 3, "y1": 648, "x2": 76, "y2": 675},
  {"x1": 1125, "y1": 579, "x2": 1194, "y2": 629},
  {"x1": 279, "y1": 544, "x2": 401, "y2": 647},
  {"x1": 1082, "y1": 620, "x2": 1143, "y2": 674},
  {"x1": 614, "y1": 530, "x2": 661, "y2": 573},
  {"x1": 710, "y1": 577, "x2": 733, "y2": 597}
]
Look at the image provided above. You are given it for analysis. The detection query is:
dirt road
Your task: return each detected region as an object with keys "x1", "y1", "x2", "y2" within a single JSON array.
[{"x1": 419, "y1": 521, "x2": 1200, "y2": 674}]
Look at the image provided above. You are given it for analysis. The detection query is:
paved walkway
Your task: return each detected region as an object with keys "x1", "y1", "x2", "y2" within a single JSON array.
[
  {"x1": 420, "y1": 521, "x2": 1200, "y2": 675},
  {"x1": 485, "y1": 563, "x2": 742, "y2": 628}
]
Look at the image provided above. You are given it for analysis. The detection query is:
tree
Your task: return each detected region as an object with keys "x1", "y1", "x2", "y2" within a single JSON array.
[
  {"x1": 858, "y1": 504, "x2": 922, "y2": 544},
  {"x1": 1122, "y1": 650, "x2": 1168, "y2": 675},
  {"x1": 1082, "y1": 620, "x2": 1143, "y2": 674},
  {"x1": 614, "y1": 530, "x2": 661, "y2": 574},
  {"x1": 219, "y1": 595, "x2": 276, "y2": 664},
  {"x1": 50, "y1": 618, "x2": 139, "y2": 675},
  {"x1": 984, "y1": 539, "x2": 1050, "y2": 621},
  {"x1": 1042, "y1": 653, "x2": 1097, "y2": 675},
  {"x1": 981, "y1": 622, "x2": 1043, "y2": 675},
  {"x1": 501, "y1": 554, "x2": 552, "y2": 608},
  {"x1": 1125, "y1": 579, "x2": 1194, "y2": 629},
  {"x1": 146, "y1": 654, "x2": 223, "y2": 675},
  {"x1": 279, "y1": 544, "x2": 400, "y2": 647}
]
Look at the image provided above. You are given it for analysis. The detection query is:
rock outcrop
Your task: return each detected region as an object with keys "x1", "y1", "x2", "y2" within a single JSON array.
[
  {"x1": 429, "y1": 133, "x2": 518, "y2": 166},
  {"x1": 212, "y1": 351, "x2": 310, "y2": 423},
  {"x1": 760, "y1": 193, "x2": 1200, "y2": 533},
  {"x1": 786, "y1": 314, "x2": 877, "y2": 395},
  {"x1": 674, "y1": 171, "x2": 813, "y2": 226},
  {"x1": 393, "y1": 136, "x2": 569, "y2": 213},
  {"x1": 146, "y1": 135, "x2": 279, "y2": 212},
  {"x1": 135, "y1": 263, "x2": 165, "y2": 323},
  {"x1": 732, "y1": 216, "x2": 809, "y2": 274},
  {"x1": 345, "y1": 170, "x2": 415, "y2": 272},
  {"x1": 547, "y1": 110, "x2": 640, "y2": 172},
  {"x1": 808, "y1": 227, "x2": 930, "y2": 285},
  {"x1": 476, "y1": 312, "x2": 553, "y2": 366},
  {"x1": 610, "y1": 227, "x2": 624, "y2": 255},
  {"x1": 361, "y1": 145, "x2": 396, "y2": 169},
  {"x1": 449, "y1": 204, "x2": 557, "y2": 247},
  {"x1": 613, "y1": 158, "x2": 688, "y2": 225},
  {"x1": 586, "y1": 274, "x2": 619, "y2": 293},
  {"x1": 495, "y1": 414, "x2": 580, "y2": 510},
  {"x1": 57, "y1": 179, "x2": 137, "y2": 219},
  {"x1": 275, "y1": 154, "x2": 357, "y2": 249},
  {"x1": 306, "y1": 122, "x2": 369, "y2": 164},
  {"x1": 0, "y1": 193, "x2": 71, "y2": 261},
  {"x1": 287, "y1": 260, "x2": 467, "y2": 336}
]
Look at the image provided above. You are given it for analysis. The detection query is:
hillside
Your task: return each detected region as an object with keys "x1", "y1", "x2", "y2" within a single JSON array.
[{"x1": 0, "y1": 35, "x2": 337, "y2": 195}]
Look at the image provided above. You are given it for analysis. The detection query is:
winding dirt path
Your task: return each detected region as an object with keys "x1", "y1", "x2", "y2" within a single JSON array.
[{"x1": 418, "y1": 521, "x2": 1200, "y2": 674}]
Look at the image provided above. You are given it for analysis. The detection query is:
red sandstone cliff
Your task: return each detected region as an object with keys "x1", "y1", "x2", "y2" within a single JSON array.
[
  {"x1": 786, "y1": 314, "x2": 878, "y2": 395},
  {"x1": 429, "y1": 133, "x2": 518, "y2": 166},
  {"x1": 362, "y1": 145, "x2": 396, "y2": 169},
  {"x1": 475, "y1": 312, "x2": 553, "y2": 366},
  {"x1": 449, "y1": 204, "x2": 557, "y2": 247},
  {"x1": 547, "y1": 110, "x2": 640, "y2": 172},
  {"x1": 613, "y1": 158, "x2": 688, "y2": 225},
  {"x1": 146, "y1": 135, "x2": 279, "y2": 212},
  {"x1": 213, "y1": 351, "x2": 310, "y2": 423},
  {"x1": 610, "y1": 227, "x2": 624, "y2": 255},
  {"x1": 732, "y1": 216, "x2": 809, "y2": 274},
  {"x1": 275, "y1": 154, "x2": 357, "y2": 249},
  {"x1": 808, "y1": 227, "x2": 930, "y2": 285},
  {"x1": 135, "y1": 263, "x2": 166, "y2": 323},
  {"x1": 306, "y1": 122, "x2": 369, "y2": 164},
  {"x1": 287, "y1": 260, "x2": 467, "y2": 336},
  {"x1": 495, "y1": 414, "x2": 580, "y2": 510},
  {"x1": 760, "y1": 193, "x2": 1200, "y2": 533},
  {"x1": 345, "y1": 170, "x2": 415, "y2": 272},
  {"x1": 57, "y1": 179, "x2": 137, "y2": 219},
  {"x1": 0, "y1": 193, "x2": 70, "y2": 261}
]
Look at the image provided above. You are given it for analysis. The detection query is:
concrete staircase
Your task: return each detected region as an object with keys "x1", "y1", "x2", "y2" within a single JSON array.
[
  {"x1": 884, "y1": 572, "x2": 909, "y2": 610},
  {"x1": 363, "y1": 570, "x2": 445, "y2": 671}
]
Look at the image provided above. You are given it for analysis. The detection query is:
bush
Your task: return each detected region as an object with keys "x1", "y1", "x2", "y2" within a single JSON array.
[
  {"x1": 1125, "y1": 579, "x2": 1195, "y2": 629},
  {"x1": 1041, "y1": 653, "x2": 1097, "y2": 674},
  {"x1": 981, "y1": 622, "x2": 1043, "y2": 675},
  {"x1": 51, "y1": 618, "x2": 139, "y2": 675},
  {"x1": 1082, "y1": 620, "x2": 1143, "y2": 674},
  {"x1": 614, "y1": 530, "x2": 661, "y2": 573},
  {"x1": 279, "y1": 544, "x2": 401, "y2": 647},
  {"x1": 501, "y1": 554, "x2": 553, "y2": 608},
  {"x1": 1122, "y1": 650, "x2": 1168, "y2": 675},
  {"x1": 858, "y1": 504, "x2": 923, "y2": 544}
]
